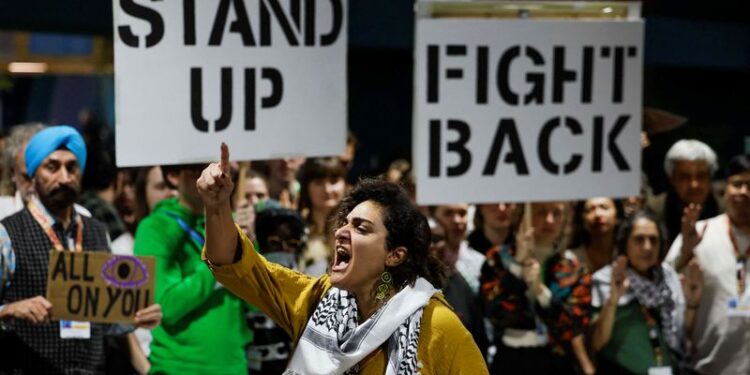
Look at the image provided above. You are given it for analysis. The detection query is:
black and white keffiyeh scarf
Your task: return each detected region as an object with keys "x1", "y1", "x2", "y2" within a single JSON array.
[
  {"x1": 627, "y1": 267, "x2": 680, "y2": 353},
  {"x1": 284, "y1": 278, "x2": 436, "y2": 375}
]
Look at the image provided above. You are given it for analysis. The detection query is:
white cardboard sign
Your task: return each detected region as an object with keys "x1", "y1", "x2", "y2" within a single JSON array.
[
  {"x1": 114, "y1": 0, "x2": 347, "y2": 166},
  {"x1": 414, "y1": 19, "x2": 644, "y2": 204}
]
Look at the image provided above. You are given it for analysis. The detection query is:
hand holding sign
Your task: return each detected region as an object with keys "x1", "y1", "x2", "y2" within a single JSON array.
[
  {"x1": 514, "y1": 215, "x2": 535, "y2": 263},
  {"x1": 0, "y1": 296, "x2": 52, "y2": 324},
  {"x1": 197, "y1": 143, "x2": 234, "y2": 210},
  {"x1": 134, "y1": 303, "x2": 162, "y2": 330},
  {"x1": 47, "y1": 252, "x2": 156, "y2": 324}
]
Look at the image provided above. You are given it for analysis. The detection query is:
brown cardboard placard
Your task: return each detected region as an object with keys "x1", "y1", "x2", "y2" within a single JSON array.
[{"x1": 46, "y1": 251, "x2": 156, "y2": 324}]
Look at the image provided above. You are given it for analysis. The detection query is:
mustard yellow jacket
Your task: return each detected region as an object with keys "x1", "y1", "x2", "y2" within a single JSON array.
[{"x1": 206, "y1": 228, "x2": 489, "y2": 375}]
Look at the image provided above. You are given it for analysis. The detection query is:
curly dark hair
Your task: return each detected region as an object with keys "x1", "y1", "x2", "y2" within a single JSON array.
[
  {"x1": 614, "y1": 210, "x2": 668, "y2": 262},
  {"x1": 330, "y1": 178, "x2": 447, "y2": 289}
]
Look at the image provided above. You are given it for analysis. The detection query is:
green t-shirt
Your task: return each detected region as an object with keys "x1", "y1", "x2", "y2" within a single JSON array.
[
  {"x1": 135, "y1": 198, "x2": 253, "y2": 375},
  {"x1": 597, "y1": 301, "x2": 672, "y2": 375}
]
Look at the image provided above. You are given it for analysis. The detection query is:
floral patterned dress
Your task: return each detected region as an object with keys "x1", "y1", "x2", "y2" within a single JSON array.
[{"x1": 480, "y1": 245, "x2": 593, "y2": 357}]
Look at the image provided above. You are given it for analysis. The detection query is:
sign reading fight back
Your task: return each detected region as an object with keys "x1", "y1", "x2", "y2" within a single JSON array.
[
  {"x1": 114, "y1": 0, "x2": 347, "y2": 166},
  {"x1": 414, "y1": 19, "x2": 644, "y2": 204},
  {"x1": 47, "y1": 251, "x2": 156, "y2": 324}
]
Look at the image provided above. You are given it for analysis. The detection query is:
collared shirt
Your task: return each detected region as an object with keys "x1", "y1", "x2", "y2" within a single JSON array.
[{"x1": 0, "y1": 196, "x2": 107, "y2": 312}]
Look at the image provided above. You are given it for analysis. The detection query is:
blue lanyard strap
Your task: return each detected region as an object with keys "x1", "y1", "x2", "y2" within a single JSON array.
[{"x1": 164, "y1": 212, "x2": 205, "y2": 248}]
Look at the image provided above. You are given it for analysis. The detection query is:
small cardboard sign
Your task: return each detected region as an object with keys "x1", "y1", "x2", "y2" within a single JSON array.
[{"x1": 46, "y1": 251, "x2": 156, "y2": 324}]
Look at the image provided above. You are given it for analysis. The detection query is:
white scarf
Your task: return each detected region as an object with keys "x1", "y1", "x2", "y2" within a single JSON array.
[{"x1": 284, "y1": 278, "x2": 436, "y2": 375}]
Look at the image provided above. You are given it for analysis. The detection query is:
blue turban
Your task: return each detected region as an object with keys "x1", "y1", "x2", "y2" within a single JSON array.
[{"x1": 25, "y1": 125, "x2": 87, "y2": 177}]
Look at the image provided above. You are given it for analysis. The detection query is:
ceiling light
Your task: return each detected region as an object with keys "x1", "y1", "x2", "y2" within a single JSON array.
[{"x1": 8, "y1": 62, "x2": 48, "y2": 74}]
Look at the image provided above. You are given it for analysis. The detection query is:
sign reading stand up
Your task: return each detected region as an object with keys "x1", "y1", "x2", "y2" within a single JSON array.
[
  {"x1": 114, "y1": 0, "x2": 347, "y2": 166},
  {"x1": 414, "y1": 16, "x2": 644, "y2": 204}
]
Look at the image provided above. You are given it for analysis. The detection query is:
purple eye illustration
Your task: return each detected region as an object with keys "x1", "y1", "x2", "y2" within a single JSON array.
[{"x1": 101, "y1": 255, "x2": 149, "y2": 288}]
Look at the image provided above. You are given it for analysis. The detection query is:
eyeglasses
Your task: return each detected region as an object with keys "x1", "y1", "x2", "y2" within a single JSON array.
[{"x1": 266, "y1": 236, "x2": 304, "y2": 252}]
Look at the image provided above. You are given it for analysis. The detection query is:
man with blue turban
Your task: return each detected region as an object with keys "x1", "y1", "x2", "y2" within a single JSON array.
[
  {"x1": 0, "y1": 123, "x2": 95, "y2": 221},
  {"x1": 0, "y1": 125, "x2": 163, "y2": 374}
]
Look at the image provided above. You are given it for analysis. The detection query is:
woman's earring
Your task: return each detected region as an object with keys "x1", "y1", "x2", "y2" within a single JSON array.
[{"x1": 375, "y1": 271, "x2": 393, "y2": 301}]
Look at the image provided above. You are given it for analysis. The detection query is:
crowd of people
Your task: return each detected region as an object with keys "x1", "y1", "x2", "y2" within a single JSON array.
[{"x1": 0, "y1": 121, "x2": 748, "y2": 375}]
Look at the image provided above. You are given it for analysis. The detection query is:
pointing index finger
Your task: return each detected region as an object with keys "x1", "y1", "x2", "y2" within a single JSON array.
[{"x1": 220, "y1": 142, "x2": 230, "y2": 175}]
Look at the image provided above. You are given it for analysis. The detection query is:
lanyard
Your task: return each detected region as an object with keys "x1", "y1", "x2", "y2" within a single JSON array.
[
  {"x1": 640, "y1": 305, "x2": 664, "y2": 367},
  {"x1": 164, "y1": 212, "x2": 205, "y2": 248},
  {"x1": 727, "y1": 217, "x2": 749, "y2": 296},
  {"x1": 27, "y1": 200, "x2": 83, "y2": 252}
]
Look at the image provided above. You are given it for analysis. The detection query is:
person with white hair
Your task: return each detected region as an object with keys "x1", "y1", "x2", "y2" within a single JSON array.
[
  {"x1": 665, "y1": 154, "x2": 750, "y2": 375},
  {"x1": 646, "y1": 139, "x2": 722, "y2": 244}
]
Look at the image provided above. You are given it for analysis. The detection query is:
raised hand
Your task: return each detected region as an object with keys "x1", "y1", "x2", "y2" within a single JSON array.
[
  {"x1": 681, "y1": 203, "x2": 707, "y2": 258},
  {"x1": 522, "y1": 258, "x2": 543, "y2": 295},
  {"x1": 235, "y1": 202, "x2": 256, "y2": 240},
  {"x1": 197, "y1": 143, "x2": 234, "y2": 209},
  {"x1": 681, "y1": 259, "x2": 704, "y2": 308},
  {"x1": 592, "y1": 255, "x2": 630, "y2": 352},
  {"x1": 278, "y1": 188, "x2": 297, "y2": 210},
  {"x1": 610, "y1": 256, "x2": 629, "y2": 304},
  {"x1": 201, "y1": 143, "x2": 244, "y2": 266},
  {"x1": 514, "y1": 216, "x2": 535, "y2": 262}
]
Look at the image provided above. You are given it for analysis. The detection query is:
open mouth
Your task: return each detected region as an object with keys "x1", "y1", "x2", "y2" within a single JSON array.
[{"x1": 332, "y1": 246, "x2": 351, "y2": 272}]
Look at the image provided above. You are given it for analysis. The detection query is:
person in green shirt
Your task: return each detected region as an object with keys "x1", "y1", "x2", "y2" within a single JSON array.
[
  {"x1": 591, "y1": 211, "x2": 703, "y2": 375},
  {"x1": 134, "y1": 164, "x2": 252, "y2": 375}
]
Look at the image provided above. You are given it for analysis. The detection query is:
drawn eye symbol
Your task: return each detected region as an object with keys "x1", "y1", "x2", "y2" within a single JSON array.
[{"x1": 101, "y1": 256, "x2": 149, "y2": 288}]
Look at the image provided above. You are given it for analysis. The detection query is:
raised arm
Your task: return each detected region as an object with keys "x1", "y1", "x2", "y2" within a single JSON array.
[
  {"x1": 681, "y1": 259, "x2": 703, "y2": 338},
  {"x1": 196, "y1": 144, "x2": 329, "y2": 341},
  {"x1": 674, "y1": 204, "x2": 707, "y2": 272},
  {"x1": 592, "y1": 256, "x2": 628, "y2": 352},
  {"x1": 198, "y1": 143, "x2": 239, "y2": 266}
]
